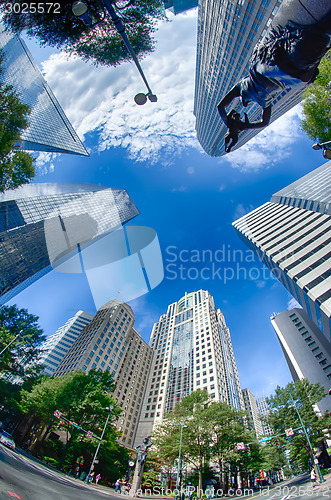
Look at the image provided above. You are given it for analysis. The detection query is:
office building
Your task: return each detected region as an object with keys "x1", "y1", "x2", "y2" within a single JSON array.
[
  {"x1": 135, "y1": 290, "x2": 244, "y2": 445},
  {"x1": 39, "y1": 311, "x2": 94, "y2": 376},
  {"x1": 242, "y1": 388, "x2": 263, "y2": 437},
  {"x1": 54, "y1": 300, "x2": 153, "y2": 448},
  {"x1": 0, "y1": 24, "x2": 88, "y2": 156},
  {"x1": 164, "y1": 0, "x2": 198, "y2": 15},
  {"x1": 233, "y1": 161, "x2": 331, "y2": 342},
  {"x1": 271, "y1": 308, "x2": 331, "y2": 415},
  {"x1": 256, "y1": 396, "x2": 273, "y2": 436},
  {"x1": 194, "y1": 0, "x2": 309, "y2": 156},
  {"x1": 0, "y1": 183, "x2": 139, "y2": 304}
]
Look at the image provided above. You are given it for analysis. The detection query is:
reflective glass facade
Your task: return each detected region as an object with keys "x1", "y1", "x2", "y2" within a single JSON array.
[
  {"x1": 194, "y1": 0, "x2": 307, "y2": 156},
  {"x1": 0, "y1": 183, "x2": 139, "y2": 304},
  {"x1": 0, "y1": 25, "x2": 88, "y2": 156}
]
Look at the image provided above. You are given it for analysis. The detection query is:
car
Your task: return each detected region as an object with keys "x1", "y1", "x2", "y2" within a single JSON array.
[{"x1": 0, "y1": 430, "x2": 16, "y2": 450}]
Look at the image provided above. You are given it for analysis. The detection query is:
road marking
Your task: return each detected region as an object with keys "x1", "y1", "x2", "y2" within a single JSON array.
[{"x1": 7, "y1": 492, "x2": 21, "y2": 499}]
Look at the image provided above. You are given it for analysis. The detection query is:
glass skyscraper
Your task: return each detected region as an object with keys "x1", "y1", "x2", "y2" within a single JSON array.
[
  {"x1": 0, "y1": 183, "x2": 139, "y2": 304},
  {"x1": 135, "y1": 290, "x2": 244, "y2": 445},
  {"x1": 0, "y1": 24, "x2": 88, "y2": 156},
  {"x1": 194, "y1": 0, "x2": 308, "y2": 156},
  {"x1": 233, "y1": 161, "x2": 331, "y2": 342}
]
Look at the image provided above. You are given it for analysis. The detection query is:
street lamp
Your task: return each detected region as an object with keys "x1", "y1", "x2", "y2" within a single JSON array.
[
  {"x1": 85, "y1": 405, "x2": 113, "y2": 483},
  {"x1": 312, "y1": 141, "x2": 331, "y2": 160},
  {"x1": 72, "y1": 0, "x2": 157, "y2": 105},
  {"x1": 175, "y1": 421, "x2": 186, "y2": 500},
  {"x1": 287, "y1": 392, "x2": 325, "y2": 484}
]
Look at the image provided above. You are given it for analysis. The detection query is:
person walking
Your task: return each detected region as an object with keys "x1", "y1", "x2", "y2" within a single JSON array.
[
  {"x1": 310, "y1": 468, "x2": 317, "y2": 488},
  {"x1": 115, "y1": 478, "x2": 121, "y2": 493},
  {"x1": 96, "y1": 474, "x2": 101, "y2": 485}
]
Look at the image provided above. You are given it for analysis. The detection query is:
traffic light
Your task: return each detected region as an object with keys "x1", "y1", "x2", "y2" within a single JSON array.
[
  {"x1": 275, "y1": 440, "x2": 280, "y2": 449},
  {"x1": 246, "y1": 444, "x2": 251, "y2": 456}
]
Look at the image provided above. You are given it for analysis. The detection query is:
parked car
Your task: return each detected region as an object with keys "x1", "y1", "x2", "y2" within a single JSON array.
[{"x1": 0, "y1": 430, "x2": 16, "y2": 450}]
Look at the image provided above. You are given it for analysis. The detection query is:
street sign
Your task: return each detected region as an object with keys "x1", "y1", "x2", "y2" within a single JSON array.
[
  {"x1": 128, "y1": 461, "x2": 135, "y2": 467},
  {"x1": 87, "y1": 431, "x2": 93, "y2": 438},
  {"x1": 54, "y1": 410, "x2": 62, "y2": 418},
  {"x1": 258, "y1": 437, "x2": 272, "y2": 443},
  {"x1": 285, "y1": 428, "x2": 294, "y2": 437},
  {"x1": 237, "y1": 442, "x2": 245, "y2": 450}
]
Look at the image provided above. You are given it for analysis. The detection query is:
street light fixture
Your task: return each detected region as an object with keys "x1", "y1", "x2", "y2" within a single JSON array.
[
  {"x1": 72, "y1": 0, "x2": 157, "y2": 105},
  {"x1": 312, "y1": 140, "x2": 331, "y2": 160},
  {"x1": 287, "y1": 392, "x2": 325, "y2": 484},
  {"x1": 175, "y1": 421, "x2": 187, "y2": 500},
  {"x1": 85, "y1": 405, "x2": 113, "y2": 483}
]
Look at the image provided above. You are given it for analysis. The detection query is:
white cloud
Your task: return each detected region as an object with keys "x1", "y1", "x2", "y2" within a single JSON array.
[
  {"x1": 233, "y1": 203, "x2": 255, "y2": 221},
  {"x1": 287, "y1": 297, "x2": 302, "y2": 310},
  {"x1": 38, "y1": 10, "x2": 304, "y2": 170},
  {"x1": 223, "y1": 105, "x2": 302, "y2": 172},
  {"x1": 41, "y1": 10, "x2": 200, "y2": 166}
]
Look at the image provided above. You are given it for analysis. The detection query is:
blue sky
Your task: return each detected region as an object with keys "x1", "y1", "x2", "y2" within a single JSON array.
[{"x1": 8, "y1": 10, "x2": 326, "y2": 399}]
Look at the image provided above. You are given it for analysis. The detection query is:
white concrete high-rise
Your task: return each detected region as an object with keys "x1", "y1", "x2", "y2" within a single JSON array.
[
  {"x1": 135, "y1": 290, "x2": 244, "y2": 445},
  {"x1": 242, "y1": 388, "x2": 263, "y2": 437},
  {"x1": 233, "y1": 161, "x2": 331, "y2": 342},
  {"x1": 271, "y1": 308, "x2": 331, "y2": 415},
  {"x1": 39, "y1": 311, "x2": 94, "y2": 376}
]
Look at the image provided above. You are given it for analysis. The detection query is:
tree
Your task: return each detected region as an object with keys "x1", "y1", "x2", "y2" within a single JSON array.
[
  {"x1": 18, "y1": 368, "x2": 128, "y2": 477},
  {"x1": 0, "y1": 51, "x2": 35, "y2": 192},
  {"x1": 1, "y1": 0, "x2": 166, "y2": 67},
  {"x1": 266, "y1": 379, "x2": 331, "y2": 469},
  {"x1": 0, "y1": 304, "x2": 45, "y2": 380},
  {"x1": 301, "y1": 52, "x2": 331, "y2": 143}
]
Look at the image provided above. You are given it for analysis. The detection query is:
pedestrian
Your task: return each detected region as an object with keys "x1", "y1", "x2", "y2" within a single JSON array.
[
  {"x1": 310, "y1": 468, "x2": 317, "y2": 488},
  {"x1": 115, "y1": 478, "x2": 121, "y2": 493},
  {"x1": 96, "y1": 474, "x2": 101, "y2": 484}
]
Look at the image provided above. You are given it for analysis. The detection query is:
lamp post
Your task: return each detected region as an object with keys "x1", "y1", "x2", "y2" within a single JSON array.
[
  {"x1": 85, "y1": 405, "x2": 113, "y2": 483},
  {"x1": 175, "y1": 421, "x2": 186, "y2": 500},
  {"x1": 312, "y1": 140, "x2": 331, "y2": 160},
  {"x1": 287, "y1": 392, "x2": 325, "y2": 483},
  {"x1": 72, "y1": 0, "x2": 157, "y2": 104}
]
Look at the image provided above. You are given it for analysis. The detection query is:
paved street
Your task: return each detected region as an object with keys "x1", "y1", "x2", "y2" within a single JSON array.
[
  {"x1": 0, "y1": 444, "x2": 330, "y2": 500},
  {"x1": 0, "y1": 445, "x2": 115, "y2": 500}
]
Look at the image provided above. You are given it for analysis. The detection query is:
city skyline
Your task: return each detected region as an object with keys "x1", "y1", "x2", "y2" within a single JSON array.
[{"x1": 4, "y1": 9, "x2": 328, "y2": 400}]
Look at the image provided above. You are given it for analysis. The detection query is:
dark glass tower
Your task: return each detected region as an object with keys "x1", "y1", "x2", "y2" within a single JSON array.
[
  {"x1": 0, "y1": 183, "x2": 139, "y2": 304},
  {"x1": 0, "y1": 25, "x2": 88, "y2": 156}
]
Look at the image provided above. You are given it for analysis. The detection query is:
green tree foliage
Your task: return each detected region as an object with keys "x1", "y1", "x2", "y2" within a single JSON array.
[
  {"x1": 1, "y1": 0, "x2": 166, "y2": 67},
  {"x1": 301, "y1": 52, "x2": 331, "y2": 143},
  {"x1": 153, "y1": 390, "x2": 259, "y2": 495},
  {"x1": 0, "y1": 304, "x2": 45, "y2": 379},
  {"x1": 19, "y1": 369, "x2": 129, "y2": 478},
  {"x1": 266, "y1": 379, "x2": 331, "y2": 469},
  {"x1": 0, "y1": 52, "x2": 35, "y2": 192}
]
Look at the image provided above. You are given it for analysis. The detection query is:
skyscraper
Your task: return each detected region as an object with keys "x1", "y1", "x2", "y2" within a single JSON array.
[
  {"x1": 0, "y1": 183, "x2": 139, "y2": 304},
  {"x1": 194, "y1": 0, "x2": 307, "y2": 156},
  {"x1": 256, "y1": 396, "x2": 273, "y2": 436},
  {"x1": 54, "y1": 300, "x2": 153, "y2": 448},
  {"x1": 233, "y1": 161, "x2": 331, "y2": 342},
  {"x1": 271, "y1": 308, "x2": 331, "y2": 414},
  {"x1": 135, "y1": 290, "x2": 244, "y2": 445},
  {"x1": 242, "y1": 388, "x2": 263, "y2": 437},
  {"x1": 39, "y1": 311, "x2": 94, "y2": 376},
  {"x1": 0, "y1": 24, "x2": 88, "y2": 156}
]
